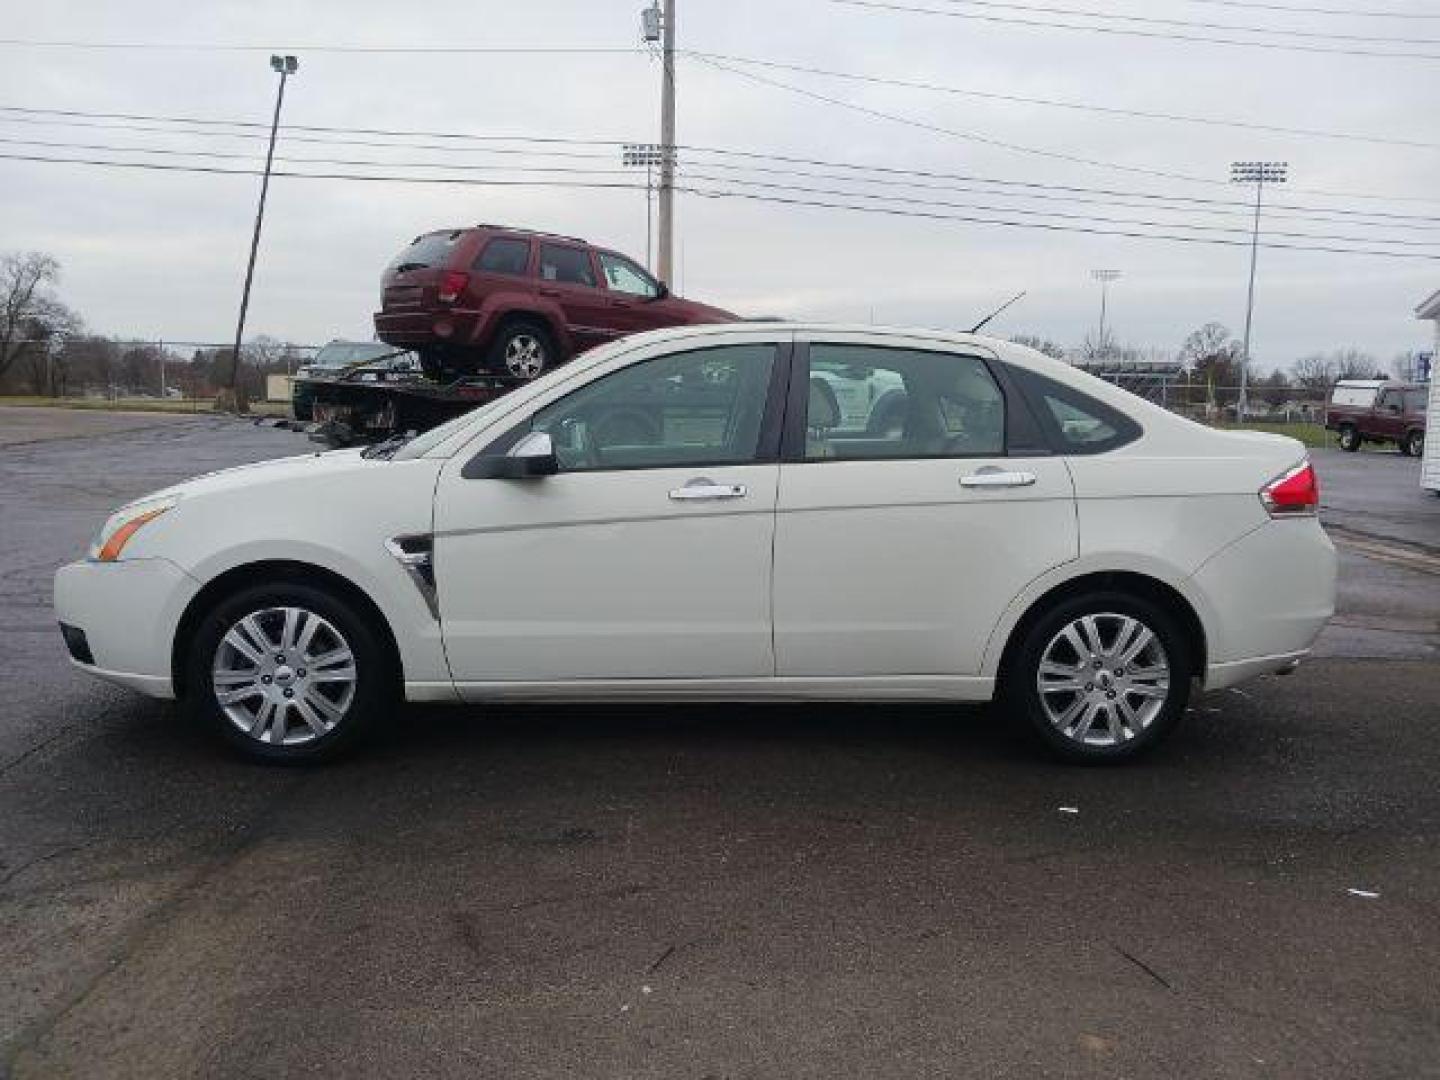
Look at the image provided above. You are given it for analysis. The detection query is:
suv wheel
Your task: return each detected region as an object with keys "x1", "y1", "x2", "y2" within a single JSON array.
[
  {"x1": 489, "y1": 321, "x2": 555, "y2": 380},
  {"x1": 1405, "y1": 430, "x2": 1424, "y2": 458},
  {"x1": 1337, "y1": 425, "x2": 1360, "y2": 452},
  {"x1": 186, "y1": 582, "x2": 393, "y2": 763},
  {"x1": 1006, "y1": 592, "x2": 1191, "y2": 764}
]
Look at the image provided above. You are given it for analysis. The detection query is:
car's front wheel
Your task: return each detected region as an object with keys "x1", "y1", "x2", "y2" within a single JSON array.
[
  {"x1": 1337, "y1": 425, "x2": 1360, "y2": 452},
  {"x1": 1405, "y1": 430, "x2": 1424, "y2": 458},
  {"x1": 1006, "y1": 592, "x2": 1191, "y2": 763},
  {"x1": 185, "y1": 581, "x2": 394, "y2": 763}
]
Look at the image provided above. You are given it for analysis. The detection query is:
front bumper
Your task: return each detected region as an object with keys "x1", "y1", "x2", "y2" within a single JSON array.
[{"x1": 53, "y1": 557, "x2": 202, "y2": 699}]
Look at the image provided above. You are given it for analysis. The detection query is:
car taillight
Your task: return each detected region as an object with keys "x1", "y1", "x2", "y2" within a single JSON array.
[
  {"x1": 437, "y1": 271, "x2": 469, "y2": 303},
  {"x1": 1260, "y1": 461, "x2": 1319, "y2": 517}
]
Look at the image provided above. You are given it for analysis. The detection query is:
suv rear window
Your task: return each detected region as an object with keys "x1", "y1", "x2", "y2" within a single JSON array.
[
  {"x1": 389, "y1": 231, "x2": 463, "y2": 272},
  {"x1": 474, "y1": 237, "x2": 531, "y2": 276},
  {"x1": 539, "y1": 244, "x2": 597, "y2": 287}
]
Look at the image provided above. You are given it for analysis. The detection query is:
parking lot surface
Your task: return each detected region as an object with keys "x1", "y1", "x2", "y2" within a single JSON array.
[{"x1": 1, "y1": 410, "x2": 1437, "y2": 1078}]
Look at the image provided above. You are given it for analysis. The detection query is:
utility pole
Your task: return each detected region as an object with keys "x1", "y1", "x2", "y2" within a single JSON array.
[
  {"x1": 224, "y1": 54, "x2": 297, "y2": 412},
  {"x1": 1091, "y1": 269, "x2": 1121, "y2": 361},
  {"x1": 1229, "y1": 160, "x2": 1287, "y2": 422},
  {"x1": 657, "y1": 0, "x2": 677, "y2": 286}
]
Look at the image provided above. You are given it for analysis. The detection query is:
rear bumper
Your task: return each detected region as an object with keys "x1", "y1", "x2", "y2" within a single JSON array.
[
  {"x1": 373, "y1": 310, "x2": 483, "y2": 348},
  {"x1": 1190, "y1": 518, "x2": 1337, "y2": 691},
  {"x1": 53, "y1": 557, "x2": 201, "y2": 700}
]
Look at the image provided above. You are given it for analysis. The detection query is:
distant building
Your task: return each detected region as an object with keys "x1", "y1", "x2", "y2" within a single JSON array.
[{"x1": 1417, "y1": 289, "x2": 1439, "y2": 382}]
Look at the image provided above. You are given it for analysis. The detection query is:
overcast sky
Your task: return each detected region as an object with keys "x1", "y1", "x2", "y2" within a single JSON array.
[{"x1": 1, "y1": 0, "x2": 1437, "y2": 371}]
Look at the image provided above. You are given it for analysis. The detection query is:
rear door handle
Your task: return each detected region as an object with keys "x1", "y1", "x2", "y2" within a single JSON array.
[
  {"x1": 960, "y1": 469, "x2": 1037, "y2": 489},
  {"x1": 669, "y1": 478, "x2": 747, "y2": 501}
]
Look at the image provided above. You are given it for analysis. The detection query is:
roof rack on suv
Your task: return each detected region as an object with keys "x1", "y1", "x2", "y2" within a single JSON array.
[{"x1": 474, "y1": 223, "x2": 588, "y2": 244}]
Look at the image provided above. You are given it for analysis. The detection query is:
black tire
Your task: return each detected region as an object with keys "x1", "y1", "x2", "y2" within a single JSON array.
[
  {"x1": 487, "y1": 320, "x2": 558, "y2": 380},
  {"x1": 1405, "y1": 430, "x2": 1424, "y2": 458},
  {"x1": 184, "y1": 581, "x2": 395, "y2": 764},
  {"x1": 1337, "y1": 425, "x2": 1360, "y2": 452},
  {"x1": 1003, "y1": 591, "x2": 1192, "y2": 764}
]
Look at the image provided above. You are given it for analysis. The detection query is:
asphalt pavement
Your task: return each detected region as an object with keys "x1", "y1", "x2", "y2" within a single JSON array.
[{"x1": 1, "y1": 408, "x2": 1437, "y2": 1078}]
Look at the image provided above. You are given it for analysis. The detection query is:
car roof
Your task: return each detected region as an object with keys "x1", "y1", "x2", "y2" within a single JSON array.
[{"x1": 419, "y1": 224, "x2": 589, "y2": 245}]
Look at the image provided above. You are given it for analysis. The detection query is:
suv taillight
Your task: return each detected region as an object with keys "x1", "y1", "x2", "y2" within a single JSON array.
[
  {"x1": 437, "y1": 270, "x2": 470, "y2": 303},
  {"x1": 1260, "y1": 461, "x2": 1319, "y2": 517}
]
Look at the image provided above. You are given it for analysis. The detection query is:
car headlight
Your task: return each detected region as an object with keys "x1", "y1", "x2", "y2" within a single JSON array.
[{"x1": 88, "y1": 495, "x2": 180, "y2": 562}]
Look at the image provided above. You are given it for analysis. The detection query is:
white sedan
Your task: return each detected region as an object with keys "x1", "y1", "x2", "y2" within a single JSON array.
[{"x1": 54, "y1": 324, "x2": 1336, "y2": 763}]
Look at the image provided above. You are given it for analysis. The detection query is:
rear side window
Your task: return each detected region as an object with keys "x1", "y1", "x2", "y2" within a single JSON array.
[
  {"x1": 539, "y1": 244, "x2": 597, "y2": 287},
  {"x1": 474, "y1": 237, "x2": 531, "y2": 276},
  {"x1": 389, "y1": 231, "x2": 462, "y2": 271},
  {"x1": 1006, "y1": 365, "x2": 1141, "y2": 454}
]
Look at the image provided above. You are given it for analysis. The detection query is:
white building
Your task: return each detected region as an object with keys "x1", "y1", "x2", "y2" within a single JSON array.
[{"x1": 1417, "y1": 289, "x2": 1439, "y2": 493}]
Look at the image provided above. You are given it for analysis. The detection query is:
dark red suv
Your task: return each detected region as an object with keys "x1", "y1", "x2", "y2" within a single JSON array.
[{"x1": 373, "y1": 225, "x2": 735, "y2": 379}]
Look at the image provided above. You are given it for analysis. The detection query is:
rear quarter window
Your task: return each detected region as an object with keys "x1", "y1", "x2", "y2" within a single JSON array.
[{"x1": 1005, "y1": 365, "x2": 1141, "y2": 455}]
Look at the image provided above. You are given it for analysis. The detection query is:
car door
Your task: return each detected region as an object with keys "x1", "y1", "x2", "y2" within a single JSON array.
[
  {"x1": 432, "y1": 338, "x2": 789, "y2": 691},
  {"x1": 772, "y1": 338, "x2": 1077, "y2": 678},
  {"x1": 596, "y1": 250, "x2": 671, "y2": 334},
  {"x1": 536, "y1": 242, "x2": 615, "y2": 351}
]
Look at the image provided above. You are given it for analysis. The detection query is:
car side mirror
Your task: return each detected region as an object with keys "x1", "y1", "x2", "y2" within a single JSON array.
[
  {"x1": 462, "y1": 431, "x2": 559, "y2": 479},
  {"x1": 652, "y1": 281, "x2": 670, "y2": 301}
]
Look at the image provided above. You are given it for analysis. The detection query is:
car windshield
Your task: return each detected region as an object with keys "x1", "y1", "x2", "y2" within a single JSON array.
[
  {"x1": 311, "y1": 343, "x2": 403, "y2": 368},
  {"x1": 390, "y1": 397, "x2": 516, "y2": 461}
]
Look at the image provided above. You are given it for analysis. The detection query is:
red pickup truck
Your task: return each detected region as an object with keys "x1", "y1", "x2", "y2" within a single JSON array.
[{"x1": 1325, "y1": 380, "x2": 1426, "y2": 456}]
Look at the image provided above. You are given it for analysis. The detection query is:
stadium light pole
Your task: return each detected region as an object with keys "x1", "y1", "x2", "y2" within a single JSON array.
[
  {"x1": 1091, "y1": 269, "x2": 1121, "y2": 361},
  {"x1": 622, "y1": 143, "x2": 663, "y2": 270},
  {"x1": 224, "y1": 54, "x2": 297, "y2": 412},
  {"x1": 1230, "y1": 160, "x2": 1287, "y2": 421}
]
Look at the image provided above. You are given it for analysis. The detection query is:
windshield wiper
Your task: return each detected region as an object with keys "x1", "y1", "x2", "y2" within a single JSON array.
[{"x1": 360, "y1": 431, "x2": 416, "y2": 460}]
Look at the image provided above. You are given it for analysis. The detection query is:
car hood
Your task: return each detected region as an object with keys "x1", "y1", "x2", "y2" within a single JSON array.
[{"x1": 142, "y1": 448, "x2": 374, "y2": 505}]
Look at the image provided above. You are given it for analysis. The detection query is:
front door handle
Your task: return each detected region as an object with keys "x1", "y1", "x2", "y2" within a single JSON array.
[
  {"x1": 669, "y1": 478, "x2": 747, "y2": 501},
  {"x1": 960, "y1": 468, "x2": 1037, "y2": 489},
  {"x1": 539, "y1": 287, "x2": 563, "y2": 298}
]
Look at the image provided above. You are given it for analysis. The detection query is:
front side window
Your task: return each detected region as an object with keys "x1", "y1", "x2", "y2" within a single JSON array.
[
  {"x1": 539, "y1": 244, "x2": 597, "y2": 287},
  {"x1": 474, "y1": 237, "x2": 531, "y2": 276},
  {"x1": 803, "y1": 344, "x2": 1005, "y2": 460},
  {"x1": 528, "y1": 344, "x2": 777, "y2": 471},
  {"x1": 598, "y1": 252, "x2": 659, "y2": 298},
  {"x1": 1406, "y1": 389, "x2": 1428, "y2": 412}
]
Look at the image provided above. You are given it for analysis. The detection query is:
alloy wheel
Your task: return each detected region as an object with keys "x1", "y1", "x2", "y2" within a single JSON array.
[
  {"x1": 503, "y1": 334, "x2": 546, "y2": 378},
  {"x1": 211, "y1": 606, "x2": 358, "y2": 746},
  {"x1": 1036, "y1": 613, "x2": 1171, "y2": 748}
]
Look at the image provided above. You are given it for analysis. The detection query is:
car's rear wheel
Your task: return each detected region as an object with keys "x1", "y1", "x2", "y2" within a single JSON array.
[
  {"x1": 1006, "y1": 592, "x2": 1191, "y2": 763},
  {"x1": 488, "y1": 321, "x2": 556, "y2": 380},
  {"x1": 1405, "y1": 430, "x2": 1424, "y2": 458},
  {"x1": 185, "y1": 582, "x2": 393, "y2": 763},
  {"x1": 1337, "y1": 425, "x2": 1360, "y2": 452}
]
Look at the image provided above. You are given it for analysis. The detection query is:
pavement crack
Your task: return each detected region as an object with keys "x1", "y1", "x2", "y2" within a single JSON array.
[
  {"x1": 647, "y1": 943, "x2": 677, "y2": 973},
  {"x1": 1112, "y1": 944, "x2": 1175, "y2": 993}
]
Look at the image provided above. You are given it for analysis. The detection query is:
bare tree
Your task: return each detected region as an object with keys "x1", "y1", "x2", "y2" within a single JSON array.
[
  {"x1": 0, "y1": 252, "x2": 71, "y2": 386},
  {"x1": 1391, "y1": 350, "x2": 1422, "y2": 382},
  {"x1": 1332, "y1": 347, "x2": 1382, "y2": 380},
  {"x1": 1009, "y1": 334, "x2": 1066, "y2": 360}
]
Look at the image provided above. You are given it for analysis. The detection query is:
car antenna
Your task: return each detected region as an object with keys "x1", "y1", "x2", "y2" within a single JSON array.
[{"x1": 969, "y1": 290, "x2": 1027, "y2": 334}]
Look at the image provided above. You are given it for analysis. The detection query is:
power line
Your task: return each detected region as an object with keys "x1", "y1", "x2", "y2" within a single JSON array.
[
  {"x1": 6, "y1": 100, "x2": 1440, "y2": 219},
  {"x1": 687, "y1": 50, "x2": 1440, "y2": 151},
  {"x1": 1175, "y1": 0, "x2": 1440, "y2": 17},
  {"x1": 690, "y1": 55, "x2": 1440, "y2": 207},
  {"x1": 4, "y1": 101, "x2": 1440, "y2": 222},
  {"x1": 1, "y1": 149, "x2": 1436, "y2": 261},
  {"x1": 828, "y1": 0, "x2": 1440, "y2": 59},
  {"x1": 0, "y1": 39, "x2": 646, "y2": 56},
  {"x1": 915, "y1": 0, "x2": 1440, "y2": 43},
  {"x1": 7, "y1": 129, "x2": 1436, "y2": 239},
  {"x1": 7, "y1": 129, "x2": 1434, "y2": 244}
]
